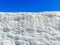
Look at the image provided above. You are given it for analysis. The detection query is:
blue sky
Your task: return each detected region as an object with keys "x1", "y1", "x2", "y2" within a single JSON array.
[{"x1": 0, "y1": 0, "x2": 60, "y2": 12}]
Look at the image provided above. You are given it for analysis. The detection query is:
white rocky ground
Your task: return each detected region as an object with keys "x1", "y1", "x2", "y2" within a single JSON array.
[{"x1": 0, "y1": 12, "x2": 60, "y2": 45}]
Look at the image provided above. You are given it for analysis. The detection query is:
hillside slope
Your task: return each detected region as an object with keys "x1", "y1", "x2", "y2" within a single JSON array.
[{"x1": 0, "y1": 12, "x2": 60, "y2": 45}]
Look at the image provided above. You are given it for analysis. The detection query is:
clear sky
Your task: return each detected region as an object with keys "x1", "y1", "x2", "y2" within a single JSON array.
[{"x1": 0, "y1": 0, "x2": 60, "y2": 12}]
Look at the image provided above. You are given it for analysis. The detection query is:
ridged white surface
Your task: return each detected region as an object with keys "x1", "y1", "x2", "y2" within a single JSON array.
[{"x1": 0, "y1": 12, "x2": 60, "y2": 45}]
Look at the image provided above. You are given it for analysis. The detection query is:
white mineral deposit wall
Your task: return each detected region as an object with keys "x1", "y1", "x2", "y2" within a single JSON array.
[{"x1": 0, "y1": 12, "x2": 60, "y2": 45}]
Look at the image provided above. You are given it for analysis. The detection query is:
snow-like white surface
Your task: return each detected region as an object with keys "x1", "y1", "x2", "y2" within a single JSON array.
[{"x1": 0, "y1": 12, "x2": 60, "y2": 45}]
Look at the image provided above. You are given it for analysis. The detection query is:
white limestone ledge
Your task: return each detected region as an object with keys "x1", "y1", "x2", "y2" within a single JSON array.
[{"x1": 0, "y1": 12, "x2": 60, "y2": 45}]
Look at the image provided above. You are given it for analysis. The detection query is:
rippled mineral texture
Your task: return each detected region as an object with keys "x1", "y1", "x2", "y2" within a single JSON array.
[{"x1": 0, "y1": 12, "x2": 60, "y2": 45}]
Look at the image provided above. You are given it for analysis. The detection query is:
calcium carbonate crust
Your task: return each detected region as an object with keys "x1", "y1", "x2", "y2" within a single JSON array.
[{"x1": 0, "y1": 12, "x2": 60, "y2": 45}]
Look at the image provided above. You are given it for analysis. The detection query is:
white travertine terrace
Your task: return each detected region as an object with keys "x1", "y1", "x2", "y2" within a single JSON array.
[{"x1": 0, "y1": 12, "x2": 60, "y2": 45}]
